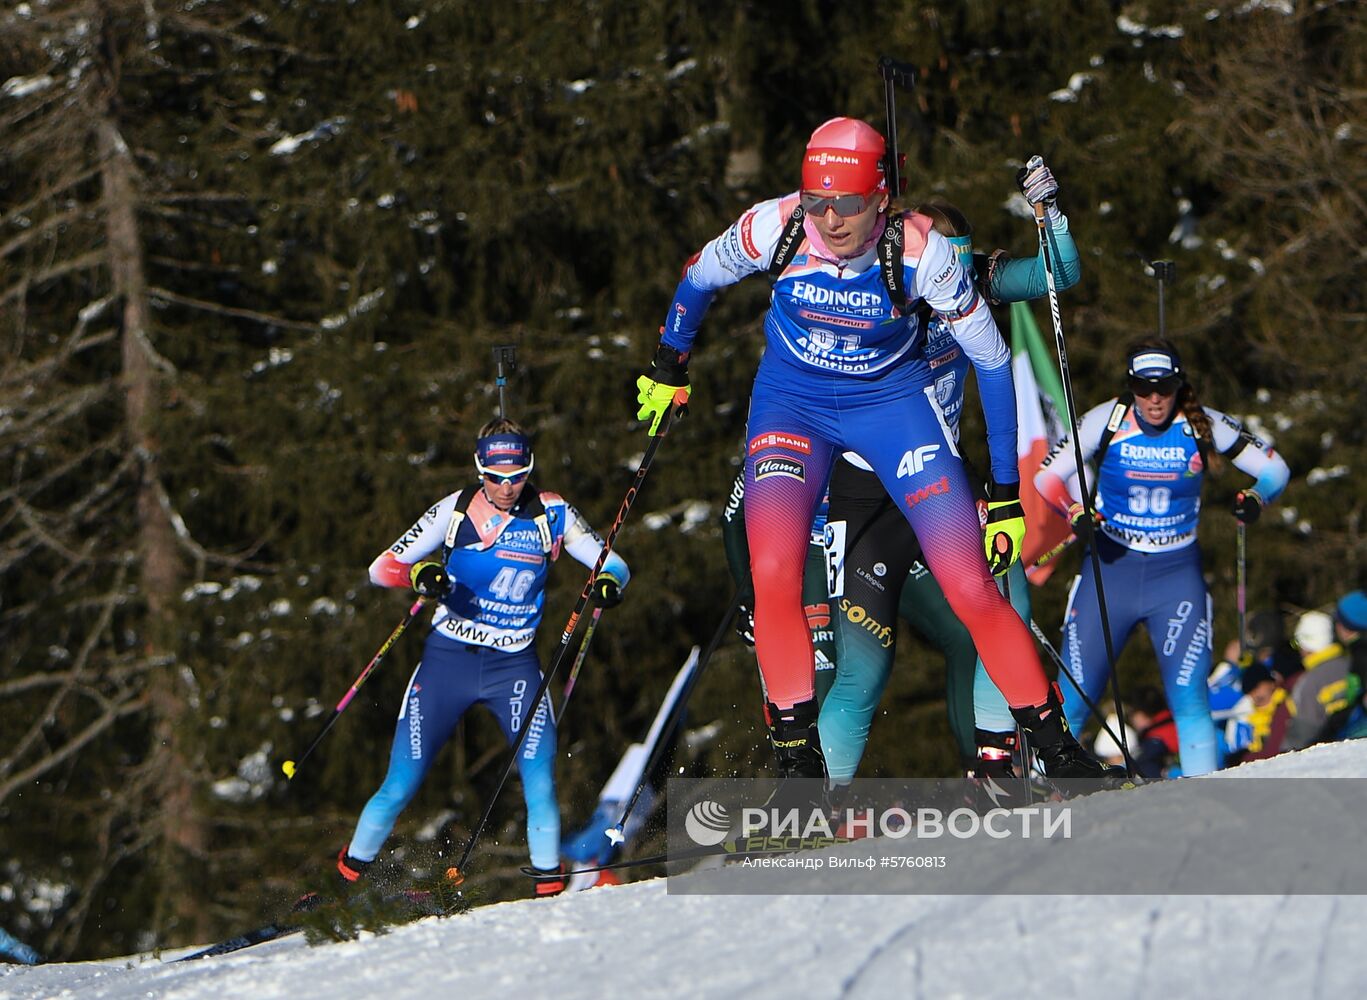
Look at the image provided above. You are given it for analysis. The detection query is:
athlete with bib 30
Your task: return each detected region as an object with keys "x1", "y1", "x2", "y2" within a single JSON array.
[
  {"x1": 1035, "y1": 339, "x2": 1289, "y2": 776},
  {"x1": 634, "y1": 117, "x2": 1119, "y2": 794}
]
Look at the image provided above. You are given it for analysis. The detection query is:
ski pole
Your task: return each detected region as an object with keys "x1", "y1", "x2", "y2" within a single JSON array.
[
  {"x1": 558, "y1": 606, "x2": 604, "y2": 714},
  {"x1": 282, "y1": 596, "x2": 430, "y2": 780},
  {"x1": 1026, "y1": 617, "x2": 1136, "y2": 774},
  {"x1": 1236, "y1": 521, "x2": 1248, "y2": 659},
  {"x1": 447, "y1": 397, "x2": 685, "y2": 884},
  {"x1": 1033, "y1": 198, "x2": 1135, "y2": 778},
  {"x1": 606, "y1": 588, "x2": 743, "y2": 846}
]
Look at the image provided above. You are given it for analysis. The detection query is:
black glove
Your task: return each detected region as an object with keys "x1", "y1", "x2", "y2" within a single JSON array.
[
  {"x1": 591, "y1": 574, "x2": 624, "y2": 608},
  {"x1": 736, "y1": 604, "x2": 756, "y2": 647},
  {"x1": 1232, "y1": 489, "x2": 1263, "y2": 525},
  {"x1": 1067, "y1": 502, "x2": 1103, "y2": 541},
  {"x1": 409, "y1": 561, "x2": 451, "y2": 597},
  {"x1": 635, "y1": 343, "x2": 691, "y2": 435}
]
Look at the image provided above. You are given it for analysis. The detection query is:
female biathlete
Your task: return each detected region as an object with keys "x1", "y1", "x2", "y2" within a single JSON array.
[
  {"x1": 819, "y1": 171, "x2": 1079, "y2": 790},
  {"x1": 1034, "y1": 340, "x2": 1289, "y2": 776},
  {"x1": 633, "y1": 117, "x2": 1116, "y2": 791},
  {"x1": 336, "y1": 418, "x2": 629, "y2": 897}
]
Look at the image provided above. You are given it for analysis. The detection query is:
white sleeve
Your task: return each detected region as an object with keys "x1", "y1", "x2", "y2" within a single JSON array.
[
  {"x1": 1206, "y1": 407, "x2": 1291, "y2": 503},
  {"x1": 1035, "y1": 401, "x2": 1115, "y2": 507},
  {"x1": 562, "y1": 503, "x2": 631, "y2": 587},
  {"x1": 912, "y1": 228, "x2": 1010, "y2": 370},
  {"x1": 368, "y1": 493, "x2": 456, "y2": 581},
  {"x1": 683, "y1": 195, "x2": 789, "y2": 292}
]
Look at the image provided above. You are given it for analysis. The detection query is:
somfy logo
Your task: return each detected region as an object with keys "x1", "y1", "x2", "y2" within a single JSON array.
[{"x1": 684, "y1": 800, "x2": 731, "y2": 846}]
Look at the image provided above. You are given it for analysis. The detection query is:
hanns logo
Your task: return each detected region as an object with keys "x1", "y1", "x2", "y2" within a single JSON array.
[{"x1": 755, "y1": 456, "x2": 805, "y2": 482}]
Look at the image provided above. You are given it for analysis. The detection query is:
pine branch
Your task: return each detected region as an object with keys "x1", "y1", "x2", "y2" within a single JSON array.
[
  {"x1": 0, "y1": 250, "x2": 107, "y2": 306},
  {"x1": 147, "y1": 285, "x2": 318, "y2": 331}
]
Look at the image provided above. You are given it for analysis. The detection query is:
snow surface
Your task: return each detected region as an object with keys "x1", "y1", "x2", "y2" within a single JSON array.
[{"x1": 6, "y1": 743, "x2": 1367, "y2": 1000}]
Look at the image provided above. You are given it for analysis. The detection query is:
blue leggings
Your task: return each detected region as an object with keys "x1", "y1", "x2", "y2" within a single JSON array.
[
  {"x1": 348, "y1": 633, "x2": 560, "y2": 870},
  {"x1": 1060, "y1": 535, "x2": 1218, "y2": 776}
]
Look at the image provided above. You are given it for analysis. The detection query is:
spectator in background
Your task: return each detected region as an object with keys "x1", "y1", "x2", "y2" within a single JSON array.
[
  {"x1": 1284, "y1": 610, "x2": 1355, "y2": 751},
  {"x1": 1229, "y1": 661, "x2": 1293, "y2": 764},
  {"x1": 1208, "y1": 642, "x2": 1253, "y2": 763},
  {"x1": 1128, "y1": 686, "x2": 1179, "y2": 780},
  {"x1": 1337, "y1": 590, "x2": 1367, "y2": 691},
  {"x1": 1245, "y1": 609, "x2": 1302, "y2": 686},
  {"x1": 1093, "y1": 713, "x2": 1140, "y2": 772},
  {"x1": 1317, "y1": 591, "x2": 1367, "y2": 740}
]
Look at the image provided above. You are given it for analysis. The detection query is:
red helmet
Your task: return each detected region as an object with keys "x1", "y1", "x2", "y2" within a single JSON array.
[{"x1": 801, "y1": 117, "x2": 889, "y2": 194}]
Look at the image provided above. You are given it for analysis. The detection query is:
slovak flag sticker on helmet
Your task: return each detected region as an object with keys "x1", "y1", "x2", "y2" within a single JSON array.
[{"x1": 822, "y1": 175, "x2": 834, "y2": 189}]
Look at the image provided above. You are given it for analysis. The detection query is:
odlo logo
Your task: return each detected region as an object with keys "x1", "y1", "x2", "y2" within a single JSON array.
[{"x1": 685, "y1": 800, "x2": 731, "y2": 846}]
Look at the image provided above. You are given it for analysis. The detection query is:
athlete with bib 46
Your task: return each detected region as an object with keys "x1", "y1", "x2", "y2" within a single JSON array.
[
  {"x1": 335, "y1": 418, "x2": 630, "y2": 898},
  {"x1": 633, "y1": 117, "x2": 1120, "y2": 796}
]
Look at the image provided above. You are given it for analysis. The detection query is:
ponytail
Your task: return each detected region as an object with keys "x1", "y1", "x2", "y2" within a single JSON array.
[{"x1": 1177, "y1": 383, "x2": 1221, "y2": 474}]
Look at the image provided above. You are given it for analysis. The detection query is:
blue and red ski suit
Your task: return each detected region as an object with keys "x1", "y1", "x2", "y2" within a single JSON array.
[{"x1": 662, "y1": 194, "x2": 1049, "y2": 713}]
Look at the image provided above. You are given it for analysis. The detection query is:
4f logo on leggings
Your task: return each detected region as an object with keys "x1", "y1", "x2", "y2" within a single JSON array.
[{"x1": 897, "y1": 445, "x2": 940, "y2": 478}]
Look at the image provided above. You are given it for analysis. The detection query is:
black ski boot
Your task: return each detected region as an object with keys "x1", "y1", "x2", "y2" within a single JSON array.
[
  {"x1": 964, "y1": 728, "x2": 1030, "y2": 810},
  {"x1": 336, "y1": 845, "x2": 373, "y2": 886},
  {"x1": 530, "y1": 864, "x2": 567, "y2": 899},
  {"x1": 1010, "y1": 691, "x2": 1129, "y2": 794},
  {"x1": 763, "y1": 699, "x2": 830, "y2": 816}
]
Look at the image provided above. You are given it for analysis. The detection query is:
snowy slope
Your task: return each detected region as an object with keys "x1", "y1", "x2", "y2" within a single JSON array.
[{"x1": 5, "y1": 743, "x2": 1366, "y2": 1000}]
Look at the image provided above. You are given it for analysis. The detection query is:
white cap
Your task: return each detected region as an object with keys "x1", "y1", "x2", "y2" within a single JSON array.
[
  {"x1": 1092, "y1": 714, "x2": 1138, "y2": 760},
  {"x1": 1293, "y1": 610, "x2": 1335, "y2": 655}
]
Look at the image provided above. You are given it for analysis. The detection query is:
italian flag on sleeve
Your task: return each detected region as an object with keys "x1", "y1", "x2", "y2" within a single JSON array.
[{"x1": 1011, "y1": 301, "x2": 1074, "y2": 584}]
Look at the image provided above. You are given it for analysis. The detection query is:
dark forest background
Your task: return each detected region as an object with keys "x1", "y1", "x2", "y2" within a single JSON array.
[{"x1": 1, "y1": 0, "x2": 1363, "y2": 959}]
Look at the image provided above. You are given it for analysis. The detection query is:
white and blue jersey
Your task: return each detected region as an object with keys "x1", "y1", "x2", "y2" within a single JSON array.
[
  {"x1": 1038, "y1": 400, "x2": 1289, "y2": 552},
  {"x1": 351, "y1": 483, "x2": 630, "y2": 872},
  {"x1": 372, "y1": 487, "x2": 630, "y2": 652}
]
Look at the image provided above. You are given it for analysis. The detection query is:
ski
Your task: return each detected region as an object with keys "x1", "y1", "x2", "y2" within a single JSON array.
[
  {"x1": 173, "y1": 922, "x2": 300, "y2": 962},
  {"x1": 171, "y1": 888, "x2": 445, "y2": 963}
]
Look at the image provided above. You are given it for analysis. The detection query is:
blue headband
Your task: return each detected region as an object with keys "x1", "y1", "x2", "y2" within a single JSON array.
[
  {"x1": 1127, "y1": 349, "x2": 1182, "y2": 381},
  {"x1": 475, "y1": 433, "x2": 532, "y2": 470}
]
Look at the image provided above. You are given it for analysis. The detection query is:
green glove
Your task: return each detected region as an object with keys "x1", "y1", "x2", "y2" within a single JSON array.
[
  {"x1": 984, "y1": 482, "x2": 1026, "y2": 577},
  {"x1": 635, "y1": 344, "x2": 691, "y2": 436}
]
